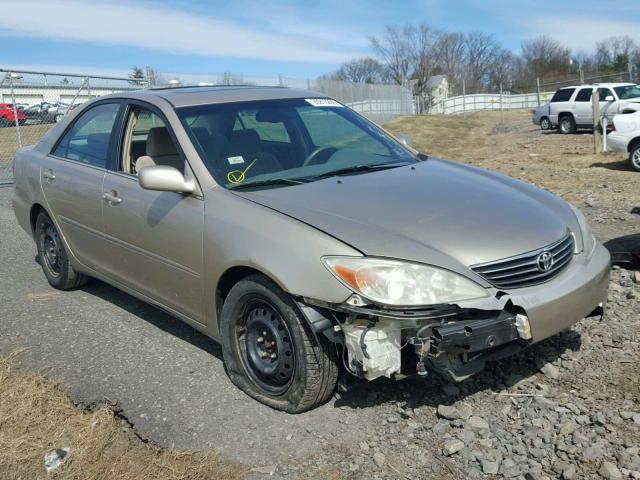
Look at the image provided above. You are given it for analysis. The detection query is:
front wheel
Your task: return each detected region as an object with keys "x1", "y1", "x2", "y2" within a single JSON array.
[
  {"x1": 35, "y1": 211, "x2": 89, "y2": 290},
  {"x1": 630, "y1": 145, "x2": 640, "y2": 172},
  {"x1": 559, "y1": 115, "x2": 575, "y2": 134},
  {"x1": 220, "y1": 274, "x2": 339, "y2": 413}
]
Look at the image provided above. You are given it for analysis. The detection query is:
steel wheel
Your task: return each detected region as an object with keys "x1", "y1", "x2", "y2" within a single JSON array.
[
  {"x1": 235, "y1": 300, "x2": 295, "y2": 395},
  {"x1": 40, "y1": 221, "x2": 63, "y2": 277}
]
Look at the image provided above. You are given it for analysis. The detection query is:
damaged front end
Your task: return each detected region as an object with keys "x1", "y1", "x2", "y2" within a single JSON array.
[{"x1": 296, "y1": 297, "x2": 534, "y2": 383}]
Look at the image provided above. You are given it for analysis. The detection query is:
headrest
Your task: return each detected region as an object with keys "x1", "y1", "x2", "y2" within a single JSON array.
[
  {"x1": 229, "y1": 129, "x2": 260, "y2": 155},
  {"x1": 146, "y1": 126, "x2": 178, "y2": 157}
]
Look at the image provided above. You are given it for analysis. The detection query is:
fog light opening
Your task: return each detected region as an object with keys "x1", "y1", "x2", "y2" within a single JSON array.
[{"x1": 515, "y1": 313, "x2": 532, "y2": 340}]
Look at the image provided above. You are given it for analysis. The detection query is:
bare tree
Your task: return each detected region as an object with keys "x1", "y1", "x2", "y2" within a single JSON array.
[
  {"x1": 433, "y1": 32, "x2": 466, "y2": 87},
  {"x1": 521, "y1": 35, "x2": 571, "y2": 79},
  {"x1": 370, "y1": 26, "x2": 411, "y2": 85},
  {"x1": 404, "y1": 23, "x2": 439, "y2": 95},
  {"x1": 464, "y1": 32, "x2": 501, "y2": 91},
  {"x1": 595, "y1": 36, "x2": 636, "y2": 67},
  {"x1": 334, "y1": 57, "x2": 387, "y2": 83}
]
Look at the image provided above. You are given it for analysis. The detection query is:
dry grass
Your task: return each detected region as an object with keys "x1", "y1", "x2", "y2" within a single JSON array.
[{"x1": 0, "y1": 352, "x2": 247, "y2": 480}]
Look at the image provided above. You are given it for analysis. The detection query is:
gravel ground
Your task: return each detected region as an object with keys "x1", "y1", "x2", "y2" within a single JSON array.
[{"x1": 0, "y1": 111, "x2": 638, "y2": 479}]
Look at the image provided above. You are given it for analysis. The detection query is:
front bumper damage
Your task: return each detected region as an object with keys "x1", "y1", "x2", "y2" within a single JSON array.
[{"x1": 298, "y1": 243, "x2": 611, "y2": 383}]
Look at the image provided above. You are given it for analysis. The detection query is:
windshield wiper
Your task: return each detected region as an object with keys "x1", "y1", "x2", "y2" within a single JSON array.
[
  {"x1": 228, "y1": 178, "x2": 305, "y2": 190},
  {"x1": 301, "y1": 162, "x2": 410, "y2": 182}
]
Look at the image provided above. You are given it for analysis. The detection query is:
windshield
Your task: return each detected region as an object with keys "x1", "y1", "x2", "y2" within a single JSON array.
[
  {"x1": 614, "y1": 85, "x2": 640, "y2": 100},
  {"x1": 177, "y1": 98, "x2": 417, "y2": 189}
]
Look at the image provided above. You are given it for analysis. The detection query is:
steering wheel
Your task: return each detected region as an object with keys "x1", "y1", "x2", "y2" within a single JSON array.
[{"x1": 302, "y1": 146, "x2": 338, "y2": 167}]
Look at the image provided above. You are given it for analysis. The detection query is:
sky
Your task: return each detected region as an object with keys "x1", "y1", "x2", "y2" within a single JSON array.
[{"x1": 1, "y1": 0, "x2": 640, "y2": 82}]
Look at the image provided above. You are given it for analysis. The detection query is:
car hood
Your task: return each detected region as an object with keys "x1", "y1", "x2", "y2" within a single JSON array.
[{"x1": 233, "y1": 159, "x2": 576, "y2": 278}]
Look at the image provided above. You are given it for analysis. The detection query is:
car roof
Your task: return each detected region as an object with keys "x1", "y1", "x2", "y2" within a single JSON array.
[
  {"x1": 592, "y1": 82, "x2": 635, "y2": 87},
  {"x1": 130, "y1": 85, "x2": 324, "y2": 108}
]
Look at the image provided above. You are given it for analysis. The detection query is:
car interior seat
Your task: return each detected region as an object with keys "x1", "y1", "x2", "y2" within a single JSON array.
[{"x1": 135, "y1": 126, "x2": 183, "y2": 173}]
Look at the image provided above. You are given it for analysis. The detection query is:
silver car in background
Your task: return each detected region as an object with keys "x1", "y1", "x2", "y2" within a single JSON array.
[
  {"x1": 12, "y1": 86, "x2": 610, "y2": 412},
  {"x1": 532, "y1": 102, "x2": 552, "y2": 130}
]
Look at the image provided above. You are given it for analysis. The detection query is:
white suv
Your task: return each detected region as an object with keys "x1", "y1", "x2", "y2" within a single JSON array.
[{"x1": 548, "y1": 83, "x2": 640, "y2": 134}]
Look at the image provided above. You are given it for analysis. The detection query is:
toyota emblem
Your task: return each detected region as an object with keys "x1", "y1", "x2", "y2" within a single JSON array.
[{"x1": 536, "y1": 251, "x2": 554, "y2": 272}]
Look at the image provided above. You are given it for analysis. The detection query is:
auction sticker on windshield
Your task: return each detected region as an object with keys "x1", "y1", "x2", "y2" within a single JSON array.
[{"x1": 305, "y1": 98, "x2": 343, "y2": 108}]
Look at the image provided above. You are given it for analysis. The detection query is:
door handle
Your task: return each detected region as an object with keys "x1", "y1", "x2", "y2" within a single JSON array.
[
  {"x1": 103, "y1": 191, "x2": 122, "y2": 205},
  {"x1": 43, "y1": 169, "x2": 55, "y2": 182}
]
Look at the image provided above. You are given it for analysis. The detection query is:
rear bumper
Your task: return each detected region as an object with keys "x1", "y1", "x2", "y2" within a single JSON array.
[{"x1": 607, "y1": 132, "x2": 628, "y2": 153}]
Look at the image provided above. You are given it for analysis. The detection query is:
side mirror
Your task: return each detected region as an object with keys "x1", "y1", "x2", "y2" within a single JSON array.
[
  {"x1": 605, "y1": 95, "x2": 614, "y2": 102},
  {"x1": 396, "y1": 133, "x2": 413, "y2": 148},
  {"x1": 139, "y1": 165, "x2": 195, "y2": 194}
]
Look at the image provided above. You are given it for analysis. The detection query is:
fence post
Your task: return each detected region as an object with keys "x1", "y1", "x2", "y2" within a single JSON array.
[
  {"x1": 462, "y1": 79, "x2": 466, "y2": 116},
  {"x1": 8, "y1": 73, "x2": 22, "y2": 149},
  {"x1": 500, "y1": 83, "x2": 504, "y2": 124},
  {"x1": 592, "y1": 88, "x2": 602, "y2": 154}
]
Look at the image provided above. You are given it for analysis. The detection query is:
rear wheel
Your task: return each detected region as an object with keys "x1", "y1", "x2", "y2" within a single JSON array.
[
  {"x1": 35, "y1": 211, "x2": 89, "y2": 290},
  {"x1": 630, "y1": 145, "x2": 640, "y2": 172},
  {"x1": 559, "y1": 115, "x2": 576, "y2": 134},
  {"x1": 220, "y1": 274, "x2": 338, "y2": 413},
  {"x1": 540, "y1": 117, "x2": 551, "y2": 130}
]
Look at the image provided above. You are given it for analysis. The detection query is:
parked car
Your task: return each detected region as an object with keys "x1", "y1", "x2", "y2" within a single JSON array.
[
  {"x1": 12, "y1": 87, "x2": 611, "y2": 412},
  {"x1": 548, "y1": 83, "x2": 640, "y2": 134},
  {"x1": 608, "y1": 111, "x2": 640, "y2": 171},
  {"x1": 532, "y1": 102, "x2": 553, "y2": 130},
  {"x1": 0, "y1": 103, "x2": 26, "y2": 126},
  {"x1": 24, "y1": 102, "x2": 73, "y2": 123}
]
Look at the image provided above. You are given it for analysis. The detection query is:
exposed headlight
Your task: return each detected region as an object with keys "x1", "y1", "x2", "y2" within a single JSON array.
[
  {"x1": 569, "y1": 204, "x2": 596, "y2": 256},
  {"x1": 322, "y1": 257, "x2": 489, "y2": 307}
]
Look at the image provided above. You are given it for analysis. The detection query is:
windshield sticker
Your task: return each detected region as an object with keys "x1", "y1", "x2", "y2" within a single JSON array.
[
  {"x1": 305, "y1": 98, "x2": 343, "y2": 108},
  {"x1": 227, "y1": 159, "x2": 257, "y2": 184},
  {"x1": 227, "y1": 156, "x2": 245, "y2": 165}
]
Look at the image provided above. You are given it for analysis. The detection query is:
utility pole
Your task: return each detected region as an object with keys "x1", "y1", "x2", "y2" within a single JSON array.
[
  {"x1": 536, "y1": 77, "x2": 541, "y2": 107},
  {"x1": 500, "y1": 83, "x2": 504, "y2": 124},
  {"x1": 592, "y1": 88, "x2": 602, "y2": 154}
]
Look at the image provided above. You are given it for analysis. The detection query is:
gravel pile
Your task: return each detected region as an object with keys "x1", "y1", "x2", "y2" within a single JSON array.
[{"x1": 282, "y1": 267, "x2": 639, "y2": 480}]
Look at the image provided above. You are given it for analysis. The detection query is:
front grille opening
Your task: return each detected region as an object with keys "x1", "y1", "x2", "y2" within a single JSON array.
[{"x1": 471, "y1": 234, "x2": 575, "y2": 289}]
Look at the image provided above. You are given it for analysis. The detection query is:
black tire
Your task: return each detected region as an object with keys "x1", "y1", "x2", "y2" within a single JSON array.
[
  {"x1": 540, "y1": 117, "x2": 551, "y2": 130},
  {"x1": 559, "y1": 115, "x2": 576, "y2": 134},
  {"x1": 35, "y1": 211, "x2": 89, "y2": 290},
  {"x1": 630, "y1": 144, "x2": 640, "y2": 172},
  {"x1": 220, "y1": 274, "x2": 339, "y2": 413}
]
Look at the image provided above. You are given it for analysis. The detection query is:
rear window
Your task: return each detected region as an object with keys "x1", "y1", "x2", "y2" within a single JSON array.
[{"x1": 551, "y1": 89, "x2": 575, "y2": 102}]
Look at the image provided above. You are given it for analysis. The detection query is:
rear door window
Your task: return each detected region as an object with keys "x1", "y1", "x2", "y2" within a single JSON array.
[
  {"x1": 52, "y1": 103, "x2": 120, "y2": 168},
  {"x1": 575, "y1": 89, "x2": 592, "y2": 102},
  {"x1": 550, "y1": 89, "x2": 575, "y2": 102}
]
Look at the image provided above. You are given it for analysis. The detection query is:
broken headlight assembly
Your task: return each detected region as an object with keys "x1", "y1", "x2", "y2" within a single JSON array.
[
  {"x1": 322, "y1": 256, "x2": 489, "y2": 307},
  {"x1": 569, "y1": 204, "x2": 596, "y2": 256}
]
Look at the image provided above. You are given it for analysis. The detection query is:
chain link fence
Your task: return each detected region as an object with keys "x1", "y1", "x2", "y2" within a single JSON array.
[
  {"x1": 0, "y1": 69, "x2": 146, "y2": 185},
  {"x1": 0, "y1": 68, "x2": 414, "y2": 185}
]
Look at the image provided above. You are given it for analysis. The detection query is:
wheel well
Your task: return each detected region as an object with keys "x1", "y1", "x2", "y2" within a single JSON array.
[
  {"x1": 216, "y1": 266, "x2": 263, "y2": 318},
  {"x1": 558, "y1": 112, "x2": 574, "y2": 121},
  {"x1": 628, "y1": 137, "x2": 640, "y2": 153},
  {"x1": 29, "y1": 203, "x2": 45, "y2": 234}
]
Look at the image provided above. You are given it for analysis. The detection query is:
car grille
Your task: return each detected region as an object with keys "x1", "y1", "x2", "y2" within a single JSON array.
[{"x1": 471, "y1": 234, "x2": 575, "y2": 289}]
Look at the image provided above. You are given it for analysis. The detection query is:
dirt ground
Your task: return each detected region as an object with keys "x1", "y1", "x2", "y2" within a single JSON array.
[
  {"x1": 0, "y1": 352, "x2": 248, "y2": 480},
  {"x1": 1, "y1": 110, "x2": 638, "y2": 480}
]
